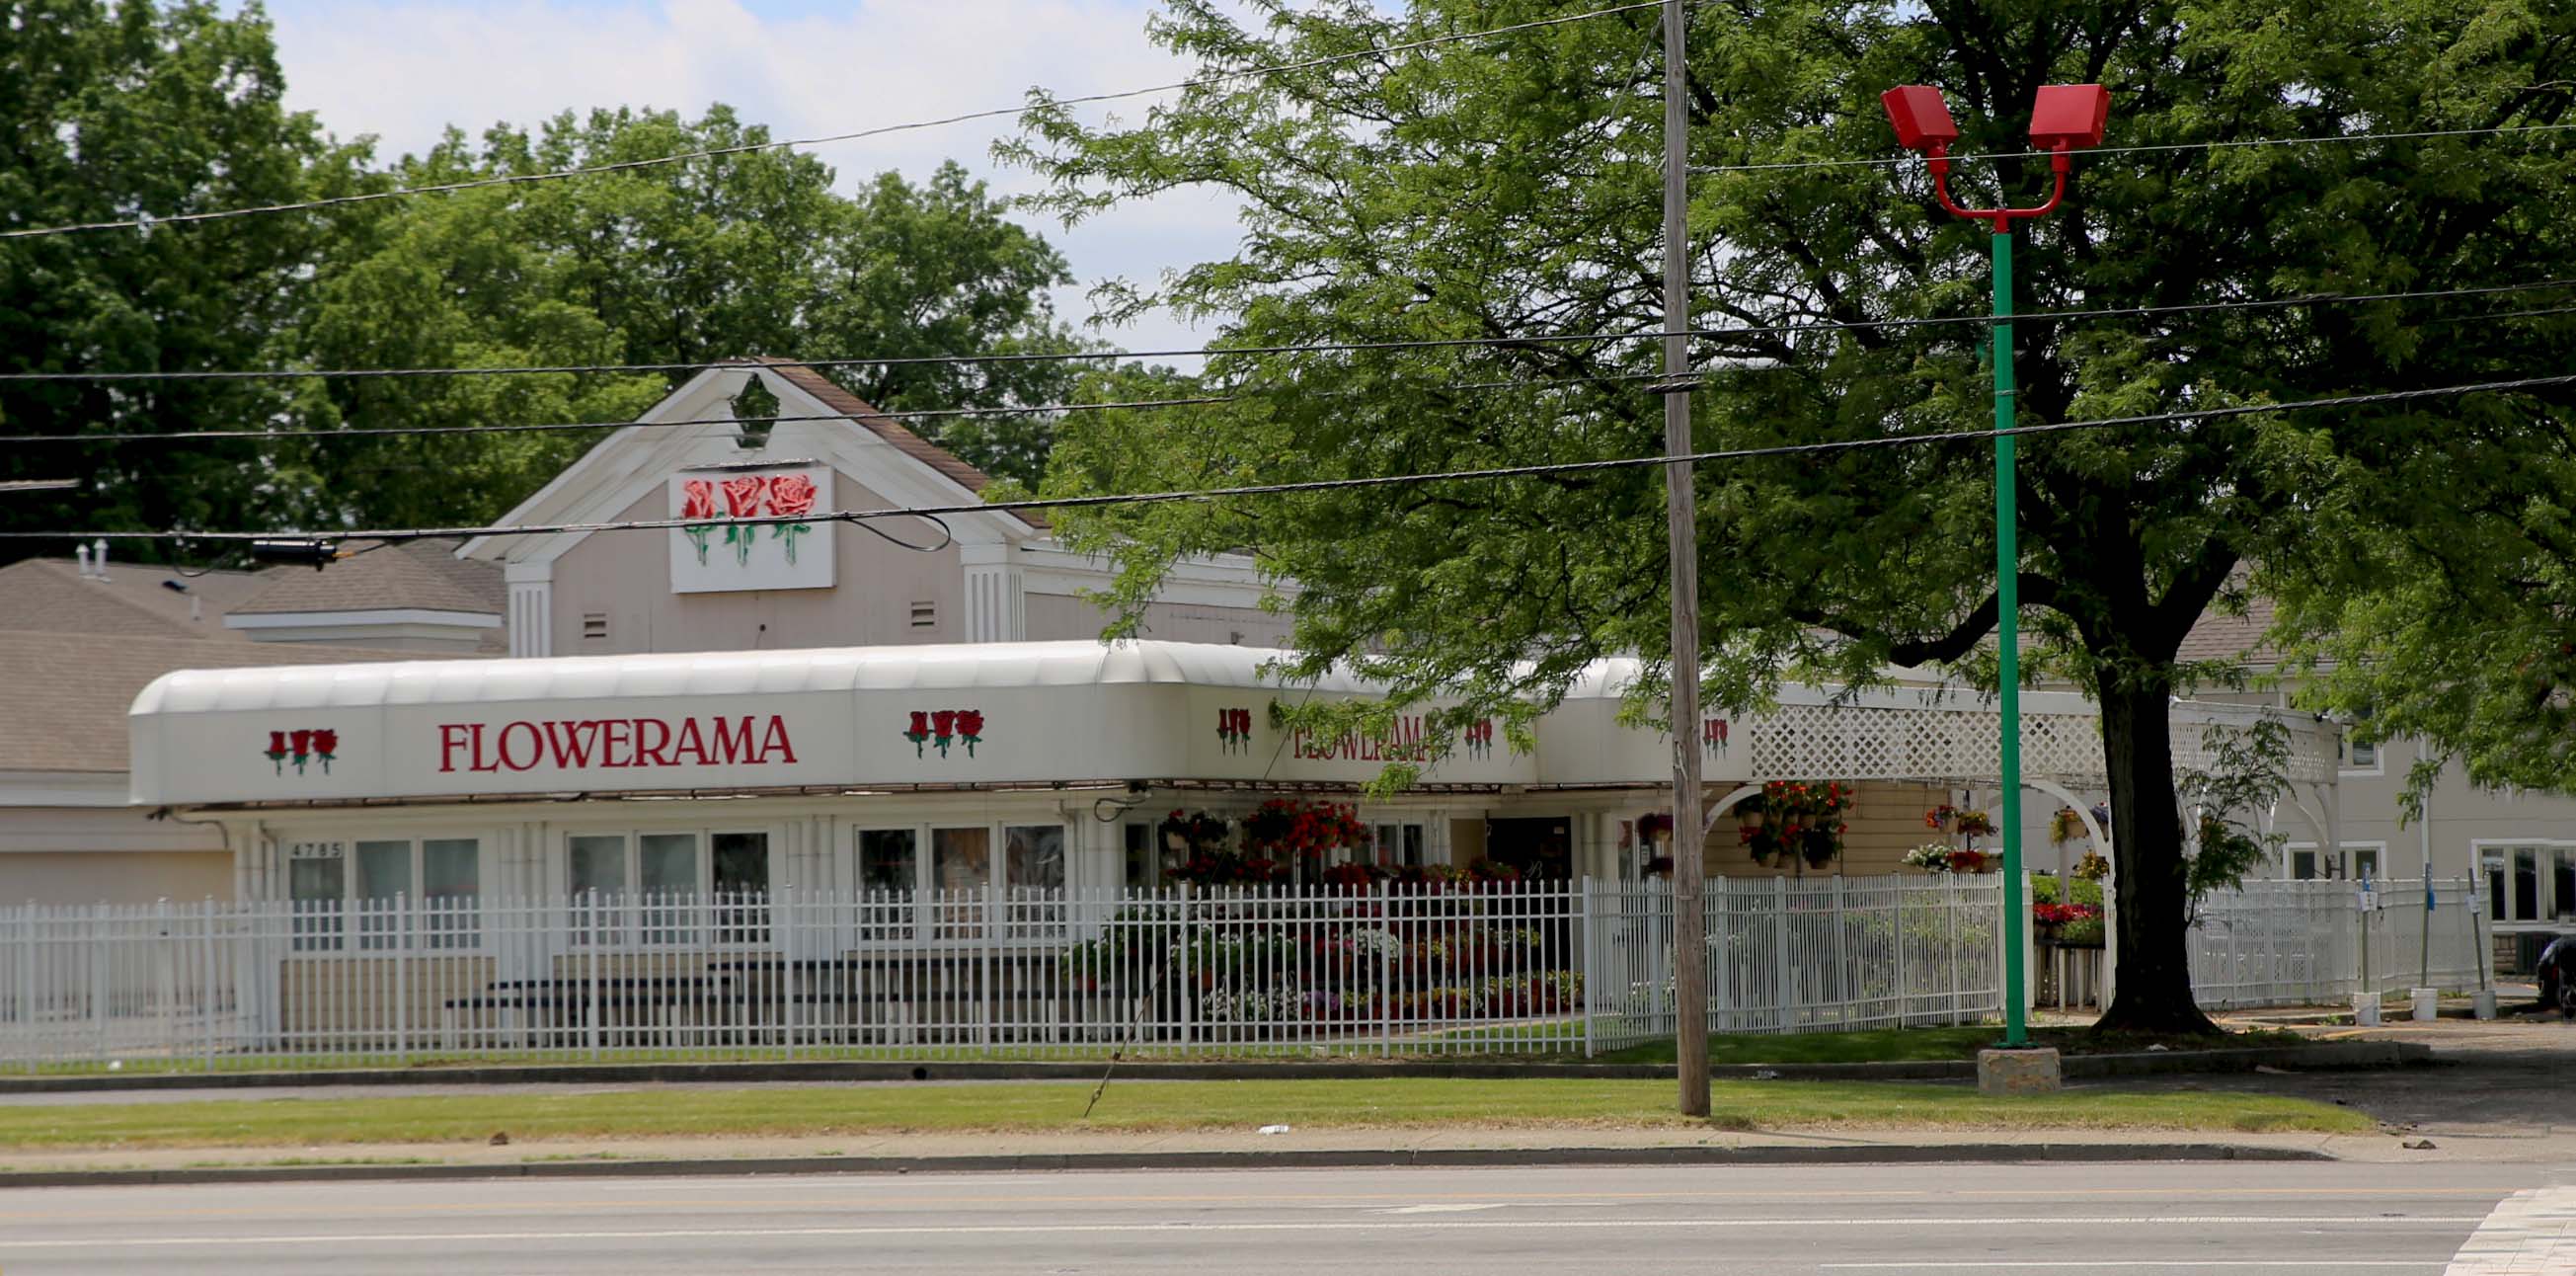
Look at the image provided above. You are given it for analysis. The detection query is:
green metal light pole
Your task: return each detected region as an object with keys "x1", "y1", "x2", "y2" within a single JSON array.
[{"x1": 1883, "y1": 83, "x2": 2109, "y2": 1049}]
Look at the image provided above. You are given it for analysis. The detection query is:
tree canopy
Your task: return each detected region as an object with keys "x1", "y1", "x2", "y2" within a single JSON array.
[
  {"x1": 0, "y1": 0, "x2": 364, "y2": 548},
  {"x1": 2, "y1": 8, "x2": 1090, "y2": 554},
  {"x1": 1011, "y1": 0, "x2": 2576, "y2": 1029}
]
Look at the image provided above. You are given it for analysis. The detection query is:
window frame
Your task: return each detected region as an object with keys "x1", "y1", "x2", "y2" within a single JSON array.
[
  {"x1": 2469, "y1": 839, "x2": 2576, "y2": 925},
  {"x1": 282, "y1": 835, "x2": 485, "y2": 953}
]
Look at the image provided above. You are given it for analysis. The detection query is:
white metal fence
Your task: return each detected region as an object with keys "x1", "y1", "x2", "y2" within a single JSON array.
[
  {"x1": 1, "y1": 877, "x2": 2005, "y2": 1073},
  {"x1": 1584, "y1": 874, "x2": 2004, "y2": 1052},
  {"x1": 2180, "y1": 877, "x2": 2489, "y2": 1009}
]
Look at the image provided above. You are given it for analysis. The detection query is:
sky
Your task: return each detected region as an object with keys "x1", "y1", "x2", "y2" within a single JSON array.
[{"x1": 253, "y1": 0, "x2": 1249, "y2": 359}]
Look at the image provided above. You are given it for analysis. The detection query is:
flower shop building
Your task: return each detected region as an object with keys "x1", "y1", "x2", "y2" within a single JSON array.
[{"x1": 130, "y1": 639, "x2": 2340, "y2": 916}]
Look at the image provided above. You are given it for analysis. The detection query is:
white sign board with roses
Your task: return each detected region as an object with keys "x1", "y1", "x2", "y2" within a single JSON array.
[{"x1": 667, "y1": 465, "x2": 835, "y2": 594}]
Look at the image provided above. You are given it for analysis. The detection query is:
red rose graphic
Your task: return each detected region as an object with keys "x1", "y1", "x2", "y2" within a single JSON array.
[
  {"x1": 718, "y1": 476, "x2": 768, "y2": 564},
  {"x1": 720, "y1": 476, "x2": 765, "y2": 518},
  {"x1": 288, "y1": 729, "x2": 315, "y2": 775},
  {"x1": 312, "y1": 729, "x2": 340, "y2": 775},
  {"x1": 763, "y1": 473, "x2": 820, "y2": 564},
  {"x1": 903, "y1": 711, "x2": 930, "y2": 758},
  {"x1": 930, "y1": 710, "x2": 957, "y2": 758},
  {"x1": 956, "y1": 709, "x2": 984, "y2": 758},
  {"x1": 678, "y1": 479, "x2": 720, "y2": 565},
  {"x1": 764, "y1": 474, "x2": 817, "y2": 518},
  {"x1": 679, "y1": 479, "x2": 716, "y2": 520},
  {"x1": 265, "y1": 730, "x2": 289, "y2": 776}
]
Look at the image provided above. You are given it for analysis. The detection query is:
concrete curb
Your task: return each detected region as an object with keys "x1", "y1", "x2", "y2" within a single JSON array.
[
  {"x1": 0, "y1": 1141, "x2": 2331, "y2": 1189},
  {"x1": 0, "y1": 1039, "x2": 2430, "y2": 1093}
]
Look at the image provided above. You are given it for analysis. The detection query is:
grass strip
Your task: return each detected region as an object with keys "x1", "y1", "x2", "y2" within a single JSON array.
[{"x1": 0, "y1": 1077, "x2": 2370, "y2": 1153}]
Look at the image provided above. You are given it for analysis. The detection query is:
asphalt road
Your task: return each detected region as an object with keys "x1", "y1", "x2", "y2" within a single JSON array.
[{"x1": 0, "y1": 1161, "x2": 2561, "y2": 1275}]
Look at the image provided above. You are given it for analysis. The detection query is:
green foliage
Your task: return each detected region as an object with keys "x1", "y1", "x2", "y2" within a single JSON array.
[
  {"x1": 3, "y1": 11, "x2": 1092, "y2": 557},
  {"x1": 2031, "y1": 874, "x2": 2106, "y2": 910},
  {"x1": 2177, "y1": 719, "x2": 2292, "y2": 920},
  {"x1": 0, "y1": 0, "x2": 367, "y2": 556},
  {"x1": 281, "y1": 112, "x2": 1086, "y2": 525},
  {"x1": 1007, "y1": 0, "x2": 2576, "y2": 1028}
]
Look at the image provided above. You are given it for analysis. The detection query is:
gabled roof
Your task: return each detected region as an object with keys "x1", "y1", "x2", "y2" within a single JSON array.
[
  {"x1": 743, "y1": 358, "x2": 1040, "y2": 523},
  {"x1": 459, "y1": 359, "x2": 1044, "y2": 565},
  {"x1": 2176, "y1": 596, "x2": 2280, "y2": 668},
  {"x1": 5, "y1": 631, "x2": 455, "y2": 772},
  {"x1": 230, "y1": 539, "x2": 502, "y2": 618},
  {"x1": 0, "y1": 558, "x2": 270, "y2": 642}
]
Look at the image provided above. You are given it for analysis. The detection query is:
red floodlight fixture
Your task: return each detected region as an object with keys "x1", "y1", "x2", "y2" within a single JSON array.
[{"x1": 1879, "y1": 83, "x2": 2110, "y2": 231}]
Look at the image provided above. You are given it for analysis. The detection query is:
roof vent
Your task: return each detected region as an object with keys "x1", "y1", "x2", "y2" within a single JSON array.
[{"x1": 909, "y1": 600, "x2": 936, "y2": 629}]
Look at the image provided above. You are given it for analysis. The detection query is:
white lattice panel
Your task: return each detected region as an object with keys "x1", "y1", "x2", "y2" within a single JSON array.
[{"x1": 1748, "y1": 698, "x2": 2334, "y2": 787}]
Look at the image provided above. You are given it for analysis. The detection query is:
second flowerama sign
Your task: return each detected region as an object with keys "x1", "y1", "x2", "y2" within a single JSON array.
[{"x1": 667, "y1": 465, "x2": 835, "y2": 594}]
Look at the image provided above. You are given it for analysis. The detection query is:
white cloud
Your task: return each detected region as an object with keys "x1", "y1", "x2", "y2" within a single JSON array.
[{"x1": 259, "y1": 0, "x2": 1249, "y2": 356}]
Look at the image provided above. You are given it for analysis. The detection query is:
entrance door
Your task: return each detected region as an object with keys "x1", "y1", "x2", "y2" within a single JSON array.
[{"x1": 1484, "y1": 817, "x2": 1574, "y2": 881}]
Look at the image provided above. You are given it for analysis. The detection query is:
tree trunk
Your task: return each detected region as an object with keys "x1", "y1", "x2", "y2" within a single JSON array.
[{"x1": 2094, "y1": 670, "x2": 2218, "y2": 1034}]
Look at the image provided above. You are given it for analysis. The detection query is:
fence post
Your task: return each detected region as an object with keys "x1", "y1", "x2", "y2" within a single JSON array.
[
  {"x1": 1770, "y1": 875, "x2": 1792, "y2": 1034},
  {"x1": 1830, "y1": 875, "x2": 1849, "y2": 1029},
  {"x1": 1580, "y1": 877, "x2": 1597, "y2": 1058},
  {"x1": 17, "y1": 905, "x2": 34, "y2": 1073},
  {"x1": 199, "y1": 899, "x2": 217, "y2": 1072},
  {"x1": 1893, "y1": 879, "x2": 1911, "y2": 1028},
  {"x1": 1176, "y1": 881, "x2": 1193, "y2": 1050},
  {"x1": 392, "y1": 894, "x2": 409, "y2": 1065}
]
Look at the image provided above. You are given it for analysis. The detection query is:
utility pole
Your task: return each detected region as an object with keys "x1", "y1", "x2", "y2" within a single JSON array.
[{"x1": 1659, "y1": 0, "x2": 1708, "y2": 1117}]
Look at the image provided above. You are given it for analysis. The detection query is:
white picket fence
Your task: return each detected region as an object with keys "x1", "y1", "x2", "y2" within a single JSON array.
[
  {"x1": 2184, "y1": 877, "x2": 2489, "y2": 1009},
  {"x1": 0, "y1": 877, "x2": 2005, "y2": 1073}
]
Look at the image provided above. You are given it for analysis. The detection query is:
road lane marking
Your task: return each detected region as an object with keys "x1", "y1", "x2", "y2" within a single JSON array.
[
  {"x1": 0, "y1": 1185, "x2": 2515, "y2": 1225},
  {"x1": 1824, "y1": 1263, "x2": 2443, "y2": 1270},
  {"x1": 1374, "y1": 1204, "x2": 1507, "y2": 1214},
  {"x1": 0, "y1": 1215, "x2": 2490, "y2": 1250},
  {"x1": 2444, "y1": 1186, "x2": 2576, "y2": 1273}
]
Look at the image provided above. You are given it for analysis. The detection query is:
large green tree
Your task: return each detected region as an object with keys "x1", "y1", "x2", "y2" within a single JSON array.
[
  {"x1": 0, "y1": 0, "x2": 365, "y2": 558},
  {"x1": 1012, "y1": 0, "x2": 2576, "y2": 1029},
  {"x1": 281, "y1": 109, "x2": 1086, "y2": 526}
]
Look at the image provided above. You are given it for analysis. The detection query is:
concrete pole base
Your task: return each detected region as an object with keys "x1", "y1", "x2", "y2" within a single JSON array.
[
  {"x1": 2472, "y1": 990, "x2": 2499, "y2": 1020},
  {"x1": 2353, "y1": 996, "x2": 2382, "y2": 1027},
  {"x1": 2410, "y1": 988, "x2": 2440, "y2": 1022},
  {"x1": 1977, "y1": 1047, "x2": 2062, "y2": 1095}
]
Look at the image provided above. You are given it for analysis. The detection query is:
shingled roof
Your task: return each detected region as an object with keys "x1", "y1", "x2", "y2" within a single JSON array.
[
  {"x1": 229, "y1": 539, "x2": 503, "y2": 618},
  {"x1": 0, "y1": 632, "x2": 455, "y2": 773},
  {"x1": 742, "y1": 358, "x2": 1046, "y2": 529},
  {"x1": 0, "y1": 559, "x2": 271, "y2": 642}
]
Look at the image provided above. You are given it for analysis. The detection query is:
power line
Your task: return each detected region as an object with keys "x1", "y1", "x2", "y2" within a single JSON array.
[
  {"x1": 5, "y1": 279, "x2": 2570, "y2": 386},
  {"x1": 1691, "y1": 120, "x2": 2576, "y2": 175},
  {"x1": 10, "y1": 370, "x2": 2567, "y2": 545},
  {"x1": 0, "y1": 372, "x2": 1668, "y2": 446},
  {"x1": 0, "y1": 1, "x2": 1668, "y2": 243}
]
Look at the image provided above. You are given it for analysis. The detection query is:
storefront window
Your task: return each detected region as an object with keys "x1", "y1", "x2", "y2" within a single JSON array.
[
  {"x1": 356, "y1": 841, "x2": 412, "y2": 901},
  {"x1": 1006, "y1": 825, "x2": 1066, "y2": 937},
  {"x1": 860, "y1": 830, "x2": 917, "y2": 894},
  {"x1": 1006, "y1": 826, "x2": 1065, "y2": 892},
  {"x1": 422, "y1": 838, "x2": 480, "y2": 947},
  {"x1": 639, "y1": 833, "x2": 699, "y2": 944},
  {"x1": 933, "y1": 827, "x2": 991, "y2": 938},
  {"x1": 2350, "y1": 848, "x2": 2379, "y2": 884},
  {"x1": 570, "y1": 836, "x2": 627, "y2": 896},
  {"x1": 1122, "y1": 823, "x2": 1156, "y2": 891},
  {"x1": 569, "y1": 835, "x2": 626, "y2": 946},
  {"x1": 710, "y1": 832, "x2": 769, "y2": 944},
  {"x1": 1373, "y1": 823, "x2": 1426, "y2": 869},
  {"x1": 640, "y1": 834, "x2": 698, "y2": 895},
  {"x1": 2515, "y1": 848, "x2": 2540, "y2": 921},
  {"x1": 2292, "y1": 850, "x2": 2319, "y2": 881},
  {"x1": 2488, "y1": 856, "x2": 2508, "y2": 920},
  {"x1": 2555, "y1": 851, "x2": 2576, "y2": 922},
  {"x1": 288, "y1": 846, "x2": 345, "y2": 952}
]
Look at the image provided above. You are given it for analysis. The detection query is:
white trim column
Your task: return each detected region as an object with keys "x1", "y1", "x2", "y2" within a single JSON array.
[
  {"x1": 960, "y1": 543, "x2": 1026, "y2": 643},
  {"x1": 505, "y1": 561, "x2": 555, "y2": 658}
]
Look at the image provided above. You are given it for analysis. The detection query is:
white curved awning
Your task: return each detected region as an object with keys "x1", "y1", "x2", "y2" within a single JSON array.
[{"x1": 129, "y1": 640, "x2": 2336, "y2": 807}]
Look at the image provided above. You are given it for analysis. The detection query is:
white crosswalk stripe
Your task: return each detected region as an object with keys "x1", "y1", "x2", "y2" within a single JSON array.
[{"x1": 2446, "y1": 1187, "x2": 2576, "y2": 1274}]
